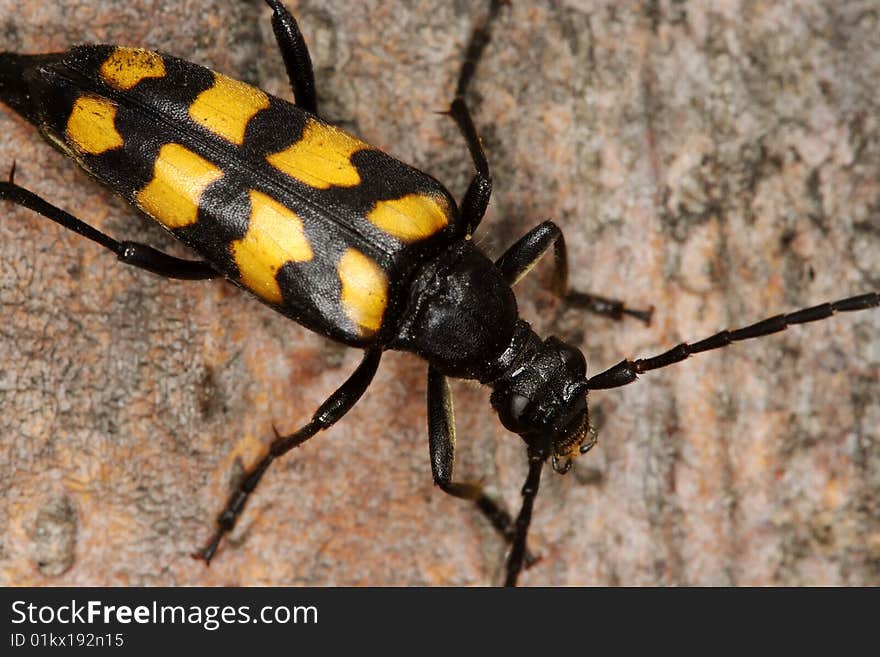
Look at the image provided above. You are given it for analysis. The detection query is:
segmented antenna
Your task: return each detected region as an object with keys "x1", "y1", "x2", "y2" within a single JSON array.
[{"x1": 586, "y1": 293, "x2": 879, "y2": 391}]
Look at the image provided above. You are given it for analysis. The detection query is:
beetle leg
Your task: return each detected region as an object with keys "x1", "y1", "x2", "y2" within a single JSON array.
[
  {"x1": 0, "y1": 181, "x2": 218, "y2": 280},
  {"x1": 455, "y1": 0, "x2": 506, "y2": 100},
  {"x1": 195, "y1": 348, "x2": 383, "y2": 563},
  {"x1": 446, "y1": 98, "x2": 492, "y2": 237},
  {"x1": 564, "y1": 290, "x2": 655, "y2": 324},
  {"x1": 495, "y1": 220, "x2": 568, "y2": 291},
  {"x1": 505, "y1": 447, "x2": 545, "y2": 587},
  {"x1": 495, "y1": 220, "x2": 654, "y2": 324},
  {"x1": 454, "y1": 2, "x2": 651, "y2": 324},
  {"x1": 264, "y1": 0, "x2": 318, "y2": 115},
  {"x1": 428, "y1": 366, "x2": 538, "y2": 571},
  {"x1": 443, "y1": 1, "x2": 506, "y2": 236}
]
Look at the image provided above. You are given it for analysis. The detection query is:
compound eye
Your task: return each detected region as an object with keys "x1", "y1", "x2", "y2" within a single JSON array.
[
  {"x1": 497, "y1": 391, "x2": 531, "y2": 434},
  {"x1": 559, "y1": 343, "x2": 586, "y2": 378}
]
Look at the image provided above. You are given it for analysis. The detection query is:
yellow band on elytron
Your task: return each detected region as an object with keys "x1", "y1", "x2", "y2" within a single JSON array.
[
  {"x1": 189, "y1": 73, "x2": 270, "y2": 145},
  {"x1": 66, "y1": 95, "x2": 124, "y2": 155},
  {"x1": 338, "y1": 248, "x2": 388, "y2": 335},
  {"x1": 100, "y1": 47, "x2": 166, "y2": 91},
  {"x1": 267, "y1": 119, "x2": 366, "y2": 189},
  {"x1": 136, "y1": 143, "x2": 223, "y2": 228},
  {"x1": 231, "y1": 190, "x2": 313, "y2": 304},
  {"x1": 367, "y1": 193, "x2": 450, "y2": 242}
]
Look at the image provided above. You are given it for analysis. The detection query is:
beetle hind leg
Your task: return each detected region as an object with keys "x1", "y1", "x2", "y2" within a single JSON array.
[{"x1": 0, "y1": 179, "x2": 218, "y2": 280}]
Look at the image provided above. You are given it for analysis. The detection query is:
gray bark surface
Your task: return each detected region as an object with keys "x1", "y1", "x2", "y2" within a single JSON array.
[{"x1": 0, "y1": 0, "x2": 877, "y2": 585}]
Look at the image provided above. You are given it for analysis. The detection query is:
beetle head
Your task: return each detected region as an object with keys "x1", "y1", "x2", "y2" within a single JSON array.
[{"x1": 490, "y1": 336, "x2": 594, "y2": 473}]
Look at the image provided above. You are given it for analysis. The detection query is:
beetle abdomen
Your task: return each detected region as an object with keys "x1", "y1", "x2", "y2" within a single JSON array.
[{"x1": 3, "y1": 45, "x2": 461, "y2": 345}]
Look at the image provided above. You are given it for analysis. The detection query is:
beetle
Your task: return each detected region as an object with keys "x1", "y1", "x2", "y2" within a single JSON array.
[{"x1": 1, "y1": 0, "x2": 874, "y2": 584}]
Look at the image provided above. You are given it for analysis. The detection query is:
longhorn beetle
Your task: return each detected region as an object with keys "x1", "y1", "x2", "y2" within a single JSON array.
[{"x1": 1, "y1": 0, "x2": 878, "y2": 585}]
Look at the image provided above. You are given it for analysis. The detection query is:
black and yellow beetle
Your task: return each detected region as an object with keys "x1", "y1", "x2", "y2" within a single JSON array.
[{"x1": 1, "y1": 0, "x2": 878, "y2": 585}]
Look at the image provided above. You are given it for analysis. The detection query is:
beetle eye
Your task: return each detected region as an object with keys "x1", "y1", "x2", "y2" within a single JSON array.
[
  {"x1": 559, "y1": 344, "x2": 586, "y2": 378},
  {"x1": 497, "y1": 391, "x2": 531, "y2": 433}
]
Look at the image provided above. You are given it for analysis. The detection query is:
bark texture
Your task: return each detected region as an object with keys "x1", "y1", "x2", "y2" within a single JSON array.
[{"x1": 1, "y1": 0, "x2": 878, "y2": 585}]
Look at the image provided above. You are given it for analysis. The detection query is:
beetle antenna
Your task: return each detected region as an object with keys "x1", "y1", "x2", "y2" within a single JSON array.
[
  {"x1": 505, "y1": 446, "x2": 546, "y2": 587},
  {"x1": 586, "y1": 292, "x2": 879, "y2": 391}
]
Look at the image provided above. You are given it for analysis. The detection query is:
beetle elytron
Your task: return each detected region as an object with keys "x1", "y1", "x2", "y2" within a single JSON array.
[{"x1": 1, "y1": 0, "x2": 877, "y2": 585}]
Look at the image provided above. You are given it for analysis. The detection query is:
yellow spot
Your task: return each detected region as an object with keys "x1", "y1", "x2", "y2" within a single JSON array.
[
  {"x1": 65, "y1": 95, "x2": 124, "y2": 155},
  {"x1": 189, "y1": 73, "x2": 270, "y2": 145},
  {"x1": 367, "y1": 193, "x2": 450, "y2": 242},
  {"x1": 136, "y1": 144, "x2": 223, "y2": 228},
  {"x1": 100, "y1": 47, "x2": 166, "y2": 91},
  {"x1": 231, "y1": 191, "x2": 313, "y2": 304},
  {"x1": 338, "y1": 249, "x2": 387, "y2": 335},
  {"x1": 267, "y1": 119, "x2": 365, "y2": 188}
]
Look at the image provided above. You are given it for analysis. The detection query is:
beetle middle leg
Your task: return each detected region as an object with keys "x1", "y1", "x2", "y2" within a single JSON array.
[
  {"x1": 451, "y1": 3, "x2": 651, "y2": 324},
  {"x1": 264, "y1": 0, "x2": 318, "y2": 115},
  {"x1": 442, "y1": 1, "x2": 507, "y2": 236},
  {"x1": 447, "y1": 98, "x2": 492, "y2": 237},
  {"x1": 496, "y1": 220, "x2": 654, "y2": 323},
  {"x1": 196, "y1": 348, "x2": 382, "y2": 562}
]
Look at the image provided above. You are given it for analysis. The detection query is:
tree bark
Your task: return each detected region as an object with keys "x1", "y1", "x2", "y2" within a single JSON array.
[{"x1": 1, "y1": 0, "x2": 877, "y2": 585}]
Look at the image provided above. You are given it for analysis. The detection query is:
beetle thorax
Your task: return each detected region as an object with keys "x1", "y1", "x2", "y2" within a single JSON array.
[{"x1": 391, "y1": 240, "x2": 520, "y2": 380}]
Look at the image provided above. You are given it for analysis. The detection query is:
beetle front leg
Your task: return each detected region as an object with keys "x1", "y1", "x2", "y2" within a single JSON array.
[
  {"x1": 496, "y1": 220, "x2": 654, "y2": 324},
  {"x1": 505, "y1": 447, "x2": 546, "y2": 587},
  {"x1": 0, "y1": 180, "x2": 218, "y2": 280},
  {"x1": 264, "y1": 0, "x2": 318, "y2": 114},
  {"x1": 195, "y1": 348, "x2": 382, "y2": 562},
  {"x1": 427, "y1": 366, "x2": 538, "y2": 567}
]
